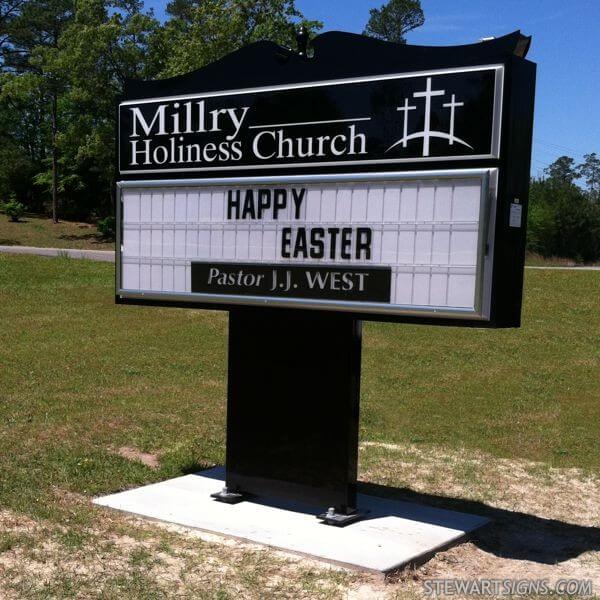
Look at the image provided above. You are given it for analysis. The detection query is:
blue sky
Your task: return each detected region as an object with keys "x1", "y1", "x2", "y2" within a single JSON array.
[
  {"x1": 296, "y1": 0, "x2": 599, "y2": 177},
  {"x1": 146, "y1": 0, "x2": 599, "y2": 177}
]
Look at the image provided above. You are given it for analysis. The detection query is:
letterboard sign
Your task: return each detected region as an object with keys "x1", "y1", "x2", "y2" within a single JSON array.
[{"x1": 116, "y1": 31, "x2": 536, "y2": 327}]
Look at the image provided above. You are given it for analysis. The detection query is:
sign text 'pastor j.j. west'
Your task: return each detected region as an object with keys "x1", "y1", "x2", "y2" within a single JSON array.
[{"x1": 119, "y1": 66, "x2": 502, "y2": 174}]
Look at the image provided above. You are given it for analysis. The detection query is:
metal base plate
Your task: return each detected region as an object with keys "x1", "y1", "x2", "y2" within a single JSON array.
[
  {"x1": 210, "y1": 488, "x2": 245, "y2": 504},
  {"x1": 317, "y1": 509, "x2": 368, "y2": 527}
]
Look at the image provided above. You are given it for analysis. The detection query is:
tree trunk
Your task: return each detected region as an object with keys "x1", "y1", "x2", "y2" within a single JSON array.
[{"x1": 51, "y1": 92, "x2": 58, "y2": 223}]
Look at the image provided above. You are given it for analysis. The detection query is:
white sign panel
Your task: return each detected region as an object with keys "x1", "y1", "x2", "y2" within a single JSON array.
[{"x1": 117, "y1": 170, "x2": 496, "y2": 319}]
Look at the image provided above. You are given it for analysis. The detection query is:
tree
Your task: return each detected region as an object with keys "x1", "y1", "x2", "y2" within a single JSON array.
[
  {"x1": 1, "y1": 0, "x2": 162, "y2": 220},
  {"x1": 363, "y1": 0, "x2": 424, "y2": 44},
  {"x1": 0, "y1": 72, "x2": 50, "y2": 209},
  {"x1": 158, "y1": 0, "x2": 321, "y2": 78},
  {"x1": 0, "y1": 0, "x2": 322, "y2": 223},
  {"x1": 50, "y1": 0, "x2": 162, "y2": 219},
  {"x1": 527, "y1": 176, "x2": 600, "y2": 263},
  {"x1": 0, "y1": 0, "x2": 26, "y2": 53},
  {"x1": 543, "y1": 155, "x2": 577, "y2": 186},
  {"x1": 578, "y1": 152, "x2": 600, "y2": 199},
  {"x1": 1, "y1": 0, "x2": 75, "y2": 222}
]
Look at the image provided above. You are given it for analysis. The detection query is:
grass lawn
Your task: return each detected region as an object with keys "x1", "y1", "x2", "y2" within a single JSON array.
[
  {"x1": 362, "y1": 267, "x2": 599, "y2": 468},
  {"x1": 0, "y1": 214, "x2": 114, "y2": 250},
  {"x1": 0, "y1": 254, "x2": 598, "y2": 597}
]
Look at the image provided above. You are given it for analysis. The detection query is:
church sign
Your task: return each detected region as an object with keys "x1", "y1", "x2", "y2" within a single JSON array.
[
  {"x1": 115, "y1": 31, "x2": 536, "y2": 520},
  {"x1": 116, "y1": 32, "x2": 535, "y2": 328}
]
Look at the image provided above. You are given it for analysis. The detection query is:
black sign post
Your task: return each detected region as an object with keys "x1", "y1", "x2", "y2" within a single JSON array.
[
  {"x1": 224, "y1": 308, "x2": 362, "y2": 522},
  {"x1": 116, "y1": 31, "x2": 535, "y2": 524}
]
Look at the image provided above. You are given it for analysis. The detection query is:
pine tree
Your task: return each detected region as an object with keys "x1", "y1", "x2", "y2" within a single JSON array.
[
  {"x1": 1, "y1": 0, "x2": 75, "y2": 222},
  {"x1": 363, "y1": 0, "x2": 424, "y2": 44},
  {"x1": 544, "y1": 155, "x2": 577, "y2": 186},
  {"x1": 578, "y1": 152, "x2": 600, "y2": 200}
]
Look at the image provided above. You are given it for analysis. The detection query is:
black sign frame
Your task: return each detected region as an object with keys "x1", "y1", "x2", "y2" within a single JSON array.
[{"x1": 116, "y1": 31, "x2": 536, "y2": 329}]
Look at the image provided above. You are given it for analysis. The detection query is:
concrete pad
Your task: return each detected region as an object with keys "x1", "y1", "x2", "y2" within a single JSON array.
[{"x1": 94, "y1": 467, "x2": 489, "y2": 574}]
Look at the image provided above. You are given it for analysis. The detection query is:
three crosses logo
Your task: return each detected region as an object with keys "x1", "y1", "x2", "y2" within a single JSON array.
[{"x1": 387, "y1": 77, "x2": 473, "y2": 157}]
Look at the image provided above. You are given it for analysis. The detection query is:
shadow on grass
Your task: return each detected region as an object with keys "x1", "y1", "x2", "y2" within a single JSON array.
[
  {"x1": 358, "y1": 481, "x2": 600, "y2": 567},
  {"x1": 0, "y1": 239, "x2": 21, "y2": 245},
  {"x1": 183, "y1": 465, "x2": 600, "y2": 567},
  {"x1": 179, "y1": 461, "x2": 219, "y2": 476}
]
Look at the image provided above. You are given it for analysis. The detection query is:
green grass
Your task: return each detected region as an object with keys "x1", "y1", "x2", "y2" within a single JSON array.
[
  {"x1": 0, "y1": 253, "x2": 598, "y2": 596},
  {"x1": 362, "y1": 267, "x2": 599, "y2": 467},
  {"x1": 0, "y1": 253, "x2": 598, "y2": 523},
  {"x1": 1, "y1": 255, "x2": 226, "y2": 520},
  {"x1": 0, "y1": 213, "x2": 114, "y2": 250}
]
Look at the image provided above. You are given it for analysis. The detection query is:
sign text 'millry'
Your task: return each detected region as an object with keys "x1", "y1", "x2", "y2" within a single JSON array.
[{"x1": 130, "y1": 100, "x2": 249, "y2": 140}]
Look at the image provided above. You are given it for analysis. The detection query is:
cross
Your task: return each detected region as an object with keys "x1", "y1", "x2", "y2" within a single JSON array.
[
  {"x1": 396, "y1": 98, "x2": 417, "y2": 148},
  {"x1": 413, "y1": 77, "x2": 445, "y2": 156},
  {"x1": 442, "y1": 94, "x2": 464, "y2": 145}
]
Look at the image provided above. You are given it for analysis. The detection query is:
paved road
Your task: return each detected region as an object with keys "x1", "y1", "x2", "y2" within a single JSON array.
[
  {"x1": 1, "y1": 245, "x2": 599, "y2": 270},
  {"x1": 0, "y1": 245, "x2": 115, "y2": 262}
]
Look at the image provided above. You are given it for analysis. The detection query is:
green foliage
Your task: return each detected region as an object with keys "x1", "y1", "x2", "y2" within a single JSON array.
[
  {"x1": 527, "y1": 169, "x2": 600, "y2": 263},
  {"x1": 2, "y1": 197, "x2": 25, "y2": 221},
  {"x1": 158, "y1": 0, "x2": 321, "y2": 78},
  {"x1": 97, "y1": 214, "x2": 115, "y2": 239},
  {"x1": 0, "y1": 0, "x2": 317, "y2": 222},
  {"x1": 363, "y1": 0, "x2": 424, "y2": 43},
  {"x1": 543, "y1": 154, "x2": 577, "y2": 185},
  {"x1": 578, "y1": 152, "x2": 600, "y2": 199}
]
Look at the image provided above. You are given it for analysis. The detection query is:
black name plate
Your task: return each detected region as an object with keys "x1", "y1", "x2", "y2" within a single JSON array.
[
  {"x1": 120, "y1": 66, "x2": 501, "y2": 175},
  {"x1": 191, "y1": 263, "x2": 392, "y2": 303}
]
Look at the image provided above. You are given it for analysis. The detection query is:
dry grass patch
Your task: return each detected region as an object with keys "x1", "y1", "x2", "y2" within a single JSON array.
[
  {"x1": 0, "y1": 214, "x2": 114, "y2": 250},
  {"x1": 360, "y1": 442, "x2": 600, "y2": 594},
  {"x1": 360, "y1": 441, "x2": 600, "y2": 525},
  {"x1": 1, "y1": 443, "x2": 598, "y2": 598},
  {"x1": 0, "y1": 508, "x2": 368, "y2": 599},
  {"x1": 116, "y1": 446, "x2": 161, "y2": 469}
]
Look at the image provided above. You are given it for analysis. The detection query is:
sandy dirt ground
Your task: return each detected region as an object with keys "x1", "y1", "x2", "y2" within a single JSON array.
[{"x1": 1, "y1": 442, "x2": 598, "y2": 598}]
